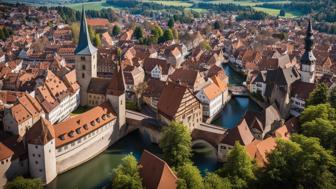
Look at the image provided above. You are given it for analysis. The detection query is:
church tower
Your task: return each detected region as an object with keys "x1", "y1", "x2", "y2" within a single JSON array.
[
  {"x1": 300, "y1": 19, "x2": 316, "y2": 83},
  {"x1": 106, "y1": 62, "x2": 126, "y2": 129},
  {"x1": 75, "y1": 5, "x2": 97, "y2": 106}
]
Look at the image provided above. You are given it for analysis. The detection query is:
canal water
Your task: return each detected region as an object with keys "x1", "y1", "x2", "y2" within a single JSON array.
[
  {"x1": 46, "y1": 130, "x2": 220, "y2": 189},
  {"x1": 46, "y1": 64, "x2": 258, "y2": 189},
  {"x1": 212, "y1": 64, "x2": 261, "y2": 129}
]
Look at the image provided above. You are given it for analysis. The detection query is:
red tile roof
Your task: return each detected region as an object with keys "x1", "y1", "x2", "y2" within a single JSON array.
[
  {"x1": 139, "y1": 150, "x2": 177, "y2": 189},
  {"x1": 54, "y1": 102, "x2": 116, "y2": 147}
]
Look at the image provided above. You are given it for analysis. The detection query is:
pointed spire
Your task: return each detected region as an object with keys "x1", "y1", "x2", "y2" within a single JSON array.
[
  {"x1": 304, "y1": 18, "x2": 314, "y2": 51},
  {"x1": 75, "y1": 4, "x2": 97, "y2": 55},
  {"x1": 301, "y1": 18, "x2": 316, "y2": 66}
]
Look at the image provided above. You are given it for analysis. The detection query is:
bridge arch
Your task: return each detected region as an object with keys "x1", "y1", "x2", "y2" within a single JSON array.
[{"x1": 192, "y1": 139, "x2": 217, "y2": 155}]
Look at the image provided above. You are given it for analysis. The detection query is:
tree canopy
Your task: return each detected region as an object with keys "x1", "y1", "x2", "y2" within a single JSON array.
[
  {"x1": 307, "y1": 83, "x2": 329, "y2": 106},
  {"x1": 112, "y1": 25, "x2": 121, "y2": 36},
  {"x1": 168, "y1": 18, "x2": 175, "y2": 28},
  {"x1": 112, "y1": 154, "x2": 143, "y2": 189},
  {"x1": 218, "y1": 142, "x2": 256, "y2": 189},
  {"x1": 5, "y1": 177, "x2": 42, "y2": 189},
  {"x1": 176, "y1": 163, "x2": 204, "y2": 189},
  {"x1": 260, "y1": 135, "x2": 336, "y2": 189},
  {"x1": 204, "y1": 172, "x2": 231, "y2": 189},
  {"x1": 159, "y1": 121, "x2": 192, "y2": 168},
  {"x1": 134, "y1": 26, "x2": 144, "y2": 40},
  {"x1": 300, "y1": 103, "x2": 336, "y2": 123}
]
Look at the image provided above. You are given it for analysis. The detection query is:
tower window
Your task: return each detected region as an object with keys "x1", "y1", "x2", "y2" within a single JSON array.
[
  {"x1": 81, "y1": 56, "x2": 85, "y2": 61},
  {"x1": 82, "y1": 65, "x2": 86, "y2": 70},
  {"x1": 82, "y1": 73, "x2": 85, "y2": 79}
]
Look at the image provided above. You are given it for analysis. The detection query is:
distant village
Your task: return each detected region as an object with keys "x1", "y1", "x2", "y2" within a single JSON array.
[{"x1": 0, "y1": 3, "x2": 336, "y2": 189}]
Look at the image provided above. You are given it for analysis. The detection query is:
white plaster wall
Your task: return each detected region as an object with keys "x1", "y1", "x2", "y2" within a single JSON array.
[
  {"x1": 56, "y1": 120, "x2": 116, "y2": 174},
  {"x1": 28, "y1": 140, "x2": 57, "y2": 184}
]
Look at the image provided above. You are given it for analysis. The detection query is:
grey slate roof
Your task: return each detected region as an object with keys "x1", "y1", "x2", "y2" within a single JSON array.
[
  {"x1": 264, "y1": 67, "x2": 300, "y2": 97},
  {"x1": 75, "y1": 6, "x2": 97, "y2": 55},
  {"x1": 301, "y1": 19, "x2": 316, "y2": 65}
]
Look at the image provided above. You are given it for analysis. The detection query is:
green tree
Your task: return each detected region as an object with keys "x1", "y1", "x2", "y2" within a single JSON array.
[
  {"x1": 93, "y1": 33, "x2": 101, "y2": 47},
  {"x1": 0, "y1": 29, "x2": 5, "y2": 40},
  {"x1": 329, "y1": 87, "x2": 336, "y2": 108},
  {"x1": 151, "y1": 25, "x2": 163, "y2": 38},
  {"x1": 70, "y1": 22, "x2": 80, "y2": 43},
  {"x1": 159, "y1": 121, "x2": 192, "y2": 168},
  {"x1": 3, "y1": 27, "x2": 9, "y2": 38},
  {"x1": 88, "y1": 25, "x2": 96, "y2": 42},
  {"x1": 172, "y1": 28, "x2": 179, "y2": 39},
  {"x1": 177, "y1": 163, "x2": 203, "y2": 189},
  {"x1": 159, "y1": 29, "x2": 174, "y2": 43},
  {"x1": 134, "y1": 81, "x2": 148, "y2": 109},
  {"x1": 300, "y1": 103, "x2": 336, "y2": 123},
  {"x1": 112, "y1": 25, "x2": 121, "y2": 36},
  {"x1": 218, "y1": 142, "x2": 256, "y2": 189},
  {"x1": 307, "y1": 83, "x2": 329, "y2": 106},
  {"x1": 5, "y1": 177, "x2": 43, "y2": 189},
  {"x1": 302, "y1": 118, "x2": 336, "y2": 153},
  {"x1": 116, "y1": 47, "x2": 122, "y2": 62},
  {"x1": 168, "y1": 18, "x2": 174, "y2": 28},
  {"x1": 261, "y1": 135, "x2": 336, "y2": 189},
  {"x1": 112, "y1": 154, "x2": 143, "y2": 189},
  {"x1": 200, "y1": 41, "x2": 212, "y2": 51},
  {"x1": 204, "y1": 172, "x2": 231, "y2": 189},
  {"x1": 213, "y1": 20, "x2": 221, "y2": 30},
  {"x1": 134, "y1": 26, "x2": 144, "y2": 40}
]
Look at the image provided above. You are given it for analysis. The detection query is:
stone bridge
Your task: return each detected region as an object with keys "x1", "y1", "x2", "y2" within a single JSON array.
[
  {"x1": 229, "y1": 86, "x2": 249, "y2": 96},
  {"x1": 126, "y1": 110, "x2": 227, "y2": 156}
]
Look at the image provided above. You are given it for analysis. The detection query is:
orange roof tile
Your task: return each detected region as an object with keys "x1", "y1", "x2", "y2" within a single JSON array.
[
  {"x1": 54, "y1": 102, "x2": 116, "y2": 147},
  {"x1": 87, "y1": 18, "x2": 109, "y2": 27},
  {"x1": 0, "y1": 142, "x2": 14, "y2": 161},
  {"x1": 139, "y1": 150, "x2": 177, "y2": 189},
  {"x1": 203, "y1": 83, "x2": 222, "y2": 101}
]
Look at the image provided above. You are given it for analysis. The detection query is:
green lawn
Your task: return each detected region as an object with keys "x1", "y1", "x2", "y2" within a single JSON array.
[
  {"x1": 65, "y1": 0, "x2": 301, "y2": 18},
  {"x1": 66, "y1": 1, "x2": 118, "y2": 11},
  {"x1": 253, "y1": 7, "x2": 300, "y2": 18},
  {"x1": 145, "y1": 0, "x2": 193, "y2": 7}
]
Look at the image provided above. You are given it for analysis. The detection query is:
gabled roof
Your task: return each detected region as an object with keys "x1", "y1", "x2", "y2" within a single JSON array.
[
  {"x1": 290, "y1": 80, "x2": 316, "y2": 100},
  {"x1": 202, "y1": 82, "x2": 222, "y2": 101},
  {"x1": 169, "y1": 69, "x2": 200, "y2": 88},
  {"x1": 158, "y1": 82, "x2": 191, "y2": 120},
  {"x1": 107, "y1": 63, "x2": 125, "y2": 96},
  {"x1": 74, "y1": 6, "x2": 97, "y2": 55},
  {"x1": 246, "y1": 137, "x2": 277, "y2": 167},
  {"x1": 221, "y1": 119, "x2": 255, "y2": 146},
  {"x1": 26, "y1": 118, "x2": 55, "y2": 145},
  {"x1": 139, "y1": 150, "x2": 177, "y2": 189}
]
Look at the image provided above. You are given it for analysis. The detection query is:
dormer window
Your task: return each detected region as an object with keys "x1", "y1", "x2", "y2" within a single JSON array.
[
  {"x1": 68, "y1": 131, "x2": 75, "y2": 138},
  {"x1": 102, "y1": 114, "x2": 106, "y2": 120},
  {"x1": 76, "y1": 128, "x2": 81, "y2": 134},
  {"x1": 96, "y1": 118, "x2": 100, "y2": 123},
  {"x1": 83, "y1": 124, "x2": 88, "y2": 130},
  {"x1": 59, "y1": 134, "x2": 65, "y2": 140},
  {"x1": 91, "y1": 121, "x2": 95, "y2": 126}
]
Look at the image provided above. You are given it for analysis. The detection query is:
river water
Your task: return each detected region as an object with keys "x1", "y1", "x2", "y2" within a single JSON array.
[{"x1": 46, "y1": 64, "x2": 259, "y2": 189}]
